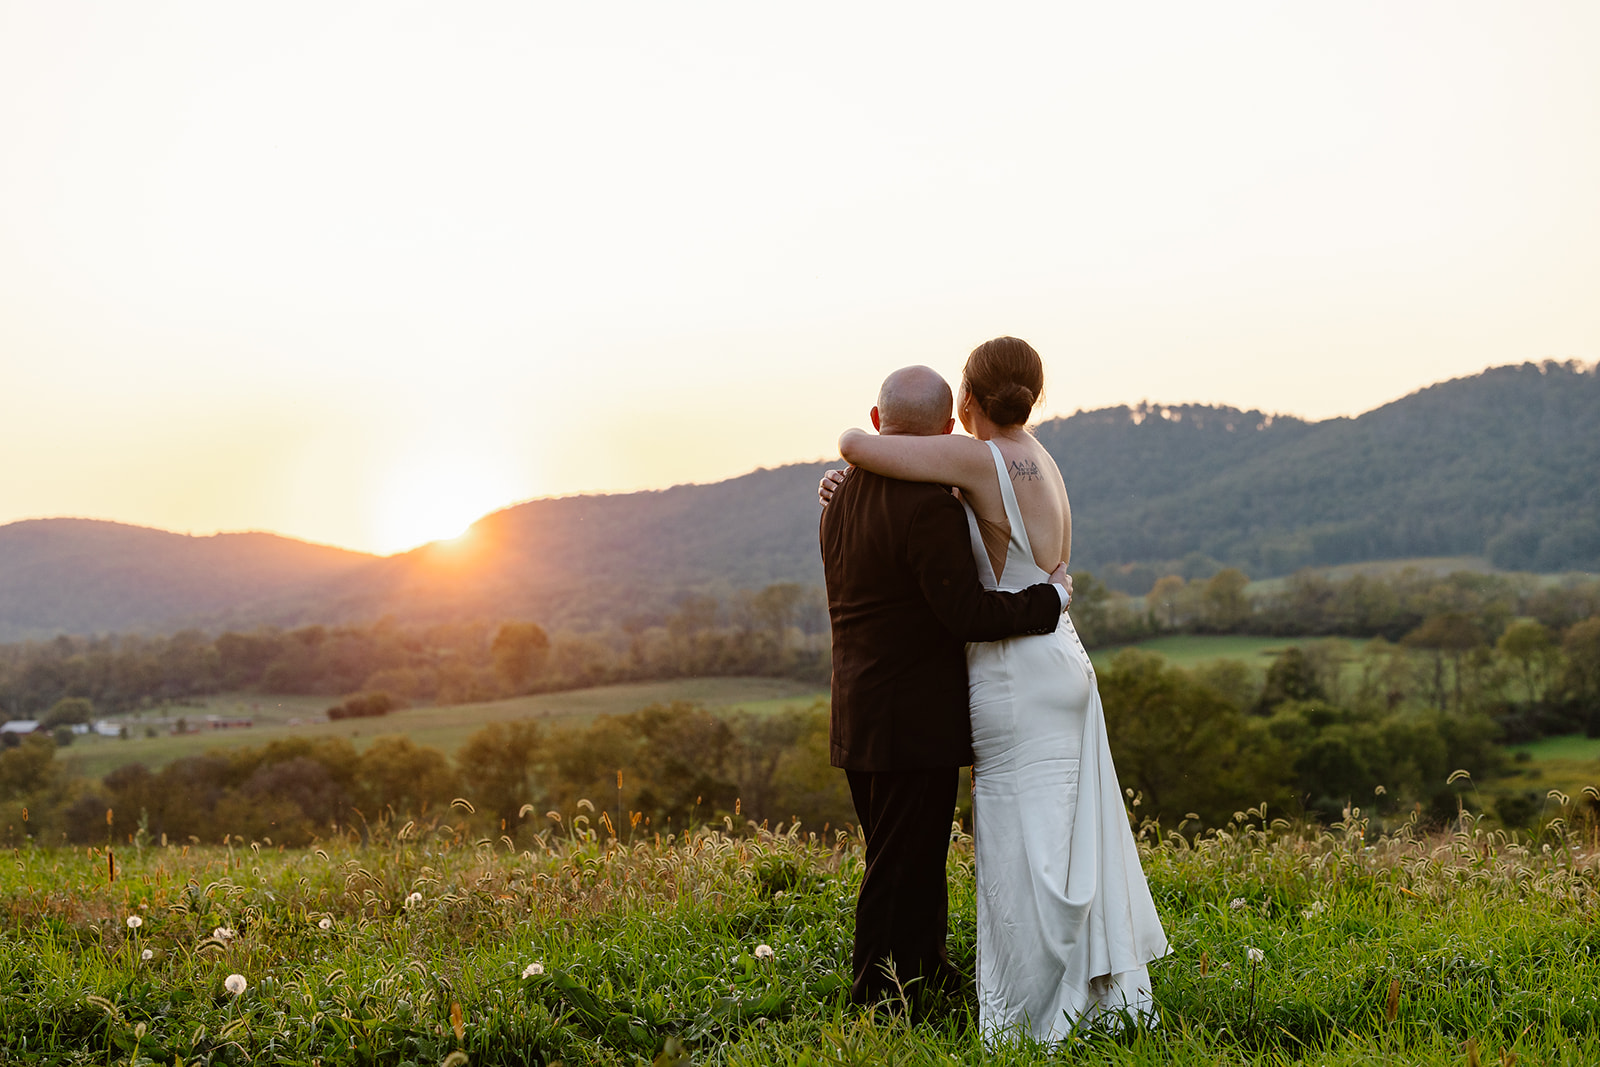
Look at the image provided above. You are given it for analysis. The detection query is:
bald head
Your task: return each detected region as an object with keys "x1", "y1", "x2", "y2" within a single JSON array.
[{"x1": 875, "y1": 365, "x2": 954, "y2": 436}]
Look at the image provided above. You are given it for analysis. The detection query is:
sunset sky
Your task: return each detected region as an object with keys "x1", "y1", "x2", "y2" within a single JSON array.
[{"x1": 2, "y1": 2, "x2": 1596, "y2": 555}]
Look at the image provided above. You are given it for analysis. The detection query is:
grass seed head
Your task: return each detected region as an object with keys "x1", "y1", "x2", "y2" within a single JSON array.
[{"x1": 1385, "y1": 977, "x2": 1400, "y2": 1023}]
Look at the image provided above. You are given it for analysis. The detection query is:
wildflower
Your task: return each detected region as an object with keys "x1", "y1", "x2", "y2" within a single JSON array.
[
  {"x1": 1229, "y1": 897, "x2": 1247, "y2": 910},
  {"x1": 318, "y1": 917, "x2": 333, "y2": 930},
  {"x1": 213, "y1": 926, "x2": 235, "y2": 941},
  {"x1": 126, "y1": 915, "x2": 143, "y2": 930},
  {"x1": 1247, "y1": 947, "x2": 1265, "y2": 964},
  {"x1": 141, "y1": 949, "x2": 154, "y2": 961},
  {"x1": 754, "y1": 944, "x2": 775, "y2": 960},
  {"x1": 406, "y1": 891, "x2": 423, "y2": 906},
  {"x1": 521, "y1": 962, "x2": 545, "y2": 978},
  {"x1": 224, "y1": 973, "x2": 248, "y2": 995}
]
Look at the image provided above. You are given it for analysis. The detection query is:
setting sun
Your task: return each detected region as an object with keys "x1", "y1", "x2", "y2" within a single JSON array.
[{"x1": 372, "y1": 451, "x2": 519, "y2": 556}]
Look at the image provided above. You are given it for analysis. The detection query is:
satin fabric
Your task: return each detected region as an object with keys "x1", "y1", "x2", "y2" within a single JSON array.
[{"x1": 963, "y1": 440, "x2": 1169, "y2": 1042}]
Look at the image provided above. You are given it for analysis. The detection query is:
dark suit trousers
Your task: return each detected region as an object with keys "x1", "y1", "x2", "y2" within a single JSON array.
[{"x1": 846, "y1": 766, "x2": 961, "y2": 1003}]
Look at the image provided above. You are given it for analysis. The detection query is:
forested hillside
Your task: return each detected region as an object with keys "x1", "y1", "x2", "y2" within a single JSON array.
[
  {"x1": 1, "y1": 360, "x2": 1595, "y2": 637},
  {"x1": 1051, "y1": 360, "x2": 1600, "y2": 586}
]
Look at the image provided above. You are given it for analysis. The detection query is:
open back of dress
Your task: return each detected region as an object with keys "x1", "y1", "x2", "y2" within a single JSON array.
[{"x1": 962, "y1": 439, "x2": 1169, "y2": 1041}]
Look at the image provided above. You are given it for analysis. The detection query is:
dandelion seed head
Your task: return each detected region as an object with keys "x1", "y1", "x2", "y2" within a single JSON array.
[
  {"x1": 224, "y1": 973, "x2": 248, "y2": 995},
  {"x1": 406, "y1": 891, "x2": 423, "y2": 905},
  {"x1": 140, "y1": 948, "x2": 153, "y2": 961},
  {"x1": 754, "y1": 944, "x2": 775, "y2": 960},
  {"x1": 1247, "y1": 947, "x2": 1265, "y2": 964},
  {"x1": 125, "y1": 915, "x2": 143, "y2": 929},
  {"x1": 212, "y1": 926, "x2": 235, "y2": 941},
  {"x1": 1229, "y1": 897, "x2": 1247, "y2": 910},
  {"x1": 521, "y1": 962, "x2": 545, "y2": 978},
  {"x1": 318, "y1": 917, "x2": 333, "y2": 930}
]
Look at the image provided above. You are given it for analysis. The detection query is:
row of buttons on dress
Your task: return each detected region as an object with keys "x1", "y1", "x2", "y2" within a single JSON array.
[{"x1": 1064, "y1": 614, "x2": 1095, "y2": 675}]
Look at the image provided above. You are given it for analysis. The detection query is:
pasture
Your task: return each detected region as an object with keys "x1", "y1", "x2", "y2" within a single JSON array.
[
  {"x1": 3, "y1": 809, "x2": 1600, "y2": 1064},
  {"x1": 1240, "y1": 556, "x2": 1497, "y2": 597},
  {"x1": 57, "y1": 678, "x2": 828, "y2": 779},
  {"x1": 1497, "y1": 736, "x2": 1600, "y2": 821},
  {"x1": 1089, "y1": 634, "x2": 1311, "y2": 672}
]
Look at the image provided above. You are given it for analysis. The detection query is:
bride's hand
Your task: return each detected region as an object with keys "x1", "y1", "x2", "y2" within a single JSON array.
[{"x1": 818, "y1": 467, "x2": 849, "y2": 507}]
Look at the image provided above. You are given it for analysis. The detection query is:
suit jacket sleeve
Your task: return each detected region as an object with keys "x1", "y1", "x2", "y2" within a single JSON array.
[{"x1": 905, "y1": 491, "x2": 1064, "y2": 643}]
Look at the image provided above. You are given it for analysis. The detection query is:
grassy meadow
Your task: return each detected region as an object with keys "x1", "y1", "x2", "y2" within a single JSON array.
[
  {"x1": 1088, "y1": 635, "x2": 1310, "y2": 673},
  {"x1": 57, "y1": 678, "x2": 827, "y2": 778},
  {"x1": 5, "y1": 808, "x2": 1600, "y2": 1065}
]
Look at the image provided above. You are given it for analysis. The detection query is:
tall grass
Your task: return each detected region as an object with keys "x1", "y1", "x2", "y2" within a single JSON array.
[{"x1": 3, "y1": 802, "x2": 1599, "y2": 1065}]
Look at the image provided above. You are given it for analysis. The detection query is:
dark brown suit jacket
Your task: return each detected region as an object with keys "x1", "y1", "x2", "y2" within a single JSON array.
[{"x1": 821, "y1": 468, "x2": 1063, "y2": 772}]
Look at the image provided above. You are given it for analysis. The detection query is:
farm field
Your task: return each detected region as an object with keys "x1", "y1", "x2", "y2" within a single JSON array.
[
  {"x1": 1509, "y1": 734, "x2": 1600, "y2": 762},
  {"x1": 1240, "y1": 556, "x2": 1496, "y2": 597},
  {"x1": 1089, "y1": 634, "x2": 1315, "y2": 672},
  {"x1": 3, "y1": 812, "x2": 1599, "y2": 1064},
  {"x1": 57, "y1": 677, "x2": 828, "y2": 779},
  {"x1": 1498, "y1": 735, "x2": 1600, "y2": 818},
  {"x1": 1239, "y1": 556, "x2": 1596, "y2": 598}
]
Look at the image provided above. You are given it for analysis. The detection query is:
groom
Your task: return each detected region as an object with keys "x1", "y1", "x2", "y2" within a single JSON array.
[{"x1": 819, "y1": 365, "x2": 1070, "y2": 1006}]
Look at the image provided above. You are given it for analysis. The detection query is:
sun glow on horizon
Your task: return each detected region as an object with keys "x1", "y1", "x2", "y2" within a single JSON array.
[{"x1": 371, "y1": 450, "x2": 521, "y2": 557}]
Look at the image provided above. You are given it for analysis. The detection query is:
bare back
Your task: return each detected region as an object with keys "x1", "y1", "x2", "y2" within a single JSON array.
[{"x1": 964, "y1": 432, "x2": 1072, "y2": 582}]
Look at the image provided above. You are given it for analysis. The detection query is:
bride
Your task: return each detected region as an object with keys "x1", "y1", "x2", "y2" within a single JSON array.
[{"x1": 823, "y1": 336, "x2": 1168, "y2": 1041}]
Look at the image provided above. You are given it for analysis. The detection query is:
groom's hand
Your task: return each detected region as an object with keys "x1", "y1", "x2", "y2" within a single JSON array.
[{"x1": 1049, "y1": 564, "x2": 1073, "y2": 611}]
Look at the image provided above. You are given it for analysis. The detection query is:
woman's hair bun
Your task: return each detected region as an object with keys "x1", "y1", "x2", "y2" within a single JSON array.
[
  {"x1": 964, "y1": 336, "x2": 1044, "y2": 427},
  {"x1": 984, "y1": 383, "x2": 1035, "y2": 427}
]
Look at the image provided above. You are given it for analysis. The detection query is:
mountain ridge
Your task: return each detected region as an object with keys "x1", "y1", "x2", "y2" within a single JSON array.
[{"x1": 2, "y1": 360, "x2": 1596, "y2": 640}]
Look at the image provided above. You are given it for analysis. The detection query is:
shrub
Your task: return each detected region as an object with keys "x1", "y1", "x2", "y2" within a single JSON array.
[{"x1": 325, "y1": 691, "x2": 404, "y2": 721}]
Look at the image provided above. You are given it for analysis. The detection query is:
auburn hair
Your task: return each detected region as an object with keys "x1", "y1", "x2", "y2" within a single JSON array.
[{"x1": 963, "y1": 336, "x2": 1044, "y2": 427}]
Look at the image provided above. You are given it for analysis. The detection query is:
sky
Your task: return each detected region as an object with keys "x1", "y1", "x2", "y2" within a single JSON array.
[{"x1": 2, "y1": 2, "x2": 1596, "y2": 555}]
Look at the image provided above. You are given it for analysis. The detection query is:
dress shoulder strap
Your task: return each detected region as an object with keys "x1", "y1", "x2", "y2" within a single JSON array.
[{"x1": 983, "y1": 439, "x2": 1035, "y2": 560}]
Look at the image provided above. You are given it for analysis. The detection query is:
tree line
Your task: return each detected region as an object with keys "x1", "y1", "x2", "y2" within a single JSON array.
[
  {"x1": 0, "y1": 582, "x2": 829, "y2": 719},
  {"x1": 2, "y1": 565, "x2": 1598, "y2": 846},
  {"x1": 5, "y1": 602, "x2": 1596, "y2": 850},
  {"x1": 0, "y1": 700, "x2": 851, "y2": 850}
]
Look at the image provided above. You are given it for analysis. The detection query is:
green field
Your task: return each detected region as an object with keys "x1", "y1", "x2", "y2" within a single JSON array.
[
  {"x1": 1495, "y1": 735, "x2": 1600, "y2": 816},
  {"x1": 4, "y1": 812, "x2": 1600, "y2": 1064},
  {"x1": 58, "y1": 677, "x2": 828, "y2": 778},
  {"x1": 1509, "y1": 734, "x2": 1600, "y2": 762},
  {"x1": 1241, "y1": 556, "x2": 1496, "y2": 597},
  {"x1": 1089, "y1": 634, "x2": 1315, "y2": 672}
]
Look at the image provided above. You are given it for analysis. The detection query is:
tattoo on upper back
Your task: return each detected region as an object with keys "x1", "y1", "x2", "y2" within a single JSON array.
[{"x1": 1009, "y1": 458, "x2": 1042, "y2": 482}]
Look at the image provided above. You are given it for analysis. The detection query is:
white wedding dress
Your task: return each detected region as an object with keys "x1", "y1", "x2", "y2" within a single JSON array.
[{"x1": 962, "y1": 440, "x2": 1169, "y2": 1042}]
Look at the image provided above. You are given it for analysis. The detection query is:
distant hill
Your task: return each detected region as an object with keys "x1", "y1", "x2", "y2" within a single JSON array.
[
  {"x1": 1, "y1": 360, "x2": 1595, "y2": 638},
  {"x1": 0, "y1": 521, "x2": 376, "y2": 641},
  {"x1": 1043, "y1": 359, "x2": 1600, "y2": 587}
]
